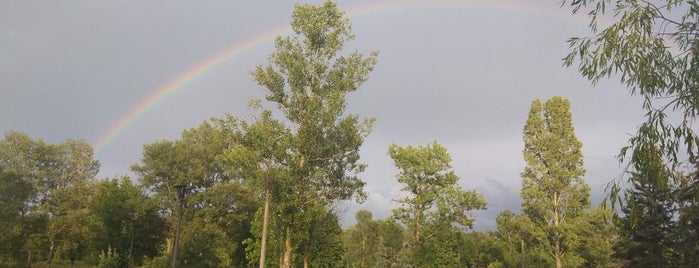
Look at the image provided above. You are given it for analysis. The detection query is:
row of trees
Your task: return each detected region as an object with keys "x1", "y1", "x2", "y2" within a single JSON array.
[
  {"x1": 2, "y1": 0, "x2": 699, "y2": 267},
  {"x1": 342, "y1": 97, "x2": 699, "y2": 268},
  {"x1": 3, "y1": 95, "x2": 697, "y2": 267}
]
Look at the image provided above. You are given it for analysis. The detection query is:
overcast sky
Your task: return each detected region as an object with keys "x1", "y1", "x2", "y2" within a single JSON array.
[{"x1": 1, "y1": 0, "x2": 644, "y2": 230}]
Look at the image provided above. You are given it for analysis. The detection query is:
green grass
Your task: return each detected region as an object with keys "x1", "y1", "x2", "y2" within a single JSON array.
[{"x1": 0, "y1": 261, "x2": 94, "y2": 268}]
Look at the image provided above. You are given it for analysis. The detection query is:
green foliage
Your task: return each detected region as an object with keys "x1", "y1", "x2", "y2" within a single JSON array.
[
  {"x1": 216, "y1": 111, "x2": 293, "y2": 267},
  {"x1": 493, "y1": 210, "x2": 531, "y2": 267},
  {"x1": 248, "y1": 1, "x2": 377, "y2": 266},
  {"x1": 374, "y1": 219, "x2": 404, "y2": 266},
  {"x1": 418, "y1": 223, "x2": 476, "y2": 267},
  {"x1": 244, "y1": 206, "x2": 284, "y2": 268},
  {"x1": 91, "y1": 177, "x2": 167, "y2": 267},
  {"x1": 296, "y1": 208, "x2": 345, "y2": 267},
  {"x1": 0, "y1": 170, "x2": 33, "y2": 261},
  {"x1": 388, "y1": 142, "x2": 486, "y2": 267},
  {"x1": 469, "y1": 232, "x2": 497, "y2": 268},
  {"x1": 132, "y1": 119, "x2": 235, "y2": 238},
  {"x1": 49, "y1": 181, "x2": 98, "y2": 265},
  {"x1": 342, "y1": 210, "x2": 380, "y2": 267},
  {"x1": 97, "y1": 248, "x2": 121, "y2": 268},
  {"x1": 342, "y1": 211, "x2": 406, "y2": 268},
  {"x1": 517, "y1": 97, "x2": 614, "y2": 268},
  {"x1": 0, "y1": 131, "x2": 99, "y2": 203},
  {"x1": 572, "y1": 207, "x2": 617, "y2": 267},
  {"x1": 176, "y1": 217, "x2": 232, "y2": 267},
  {"x1": 132, "y1": 120, "x2": 260, "y2": 267},
  {"x1": 521, "y1": 97, "x2": 589, "y2": 219},
  {"x1": 189, "y1": 181, "x2": 258, "y2": 267},
  {"x1": 613, "y1": 144, "x2": 676, "y2": 267},
  {"x1": 561, "y1": 3, "x2": 699, "y2": 265},
  {"x1": 252, "y1": 0, "x2": 376, "y2": 204},
  {"x1": 562, "y1": 0, "x2": 699, "y2": 205},
  {"x1": 675, "y1": 167, "x2": 699, "y2": 266},
  {"x1": 0, "y1": 131, "x2": 99, "y2": 266}
]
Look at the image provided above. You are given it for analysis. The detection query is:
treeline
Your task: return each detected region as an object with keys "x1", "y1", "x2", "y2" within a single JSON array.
[
  {"x1": 0, "y1": 135, "x2": 166, "y2": 267},
  {"x1": 2, "y1": 103, "x2": 699, "y2": 267},
  {"x1": 3, "y1": 0, "x2": 699, "y2": 267},
  {"x1": 3, "y1": 98, "x2": 698, "y2": 267}
]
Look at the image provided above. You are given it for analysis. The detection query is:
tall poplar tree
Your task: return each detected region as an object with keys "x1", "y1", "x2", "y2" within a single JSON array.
[
  {"x1": 250, "y1": 1, "x2": 376, "y2": 267},
  {"x1": 520, "y1": 96, "x2": 590, "y2": 268}
]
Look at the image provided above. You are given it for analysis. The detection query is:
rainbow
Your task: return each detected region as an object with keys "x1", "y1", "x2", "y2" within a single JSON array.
[
  {"x1": 92, "y1": 23, "x2": 290, "y2": 154},
  {"x1": 92, "y1": 0, "x2": 588, "y2": 155}
]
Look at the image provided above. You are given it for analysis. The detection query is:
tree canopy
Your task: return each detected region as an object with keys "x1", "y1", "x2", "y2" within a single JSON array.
[
  {"x1": 388, "y1": 142, "x2": 486, "y2": 267},
  {"x1": 563, "y1": 0, "x2": 699, "y2": 191}
]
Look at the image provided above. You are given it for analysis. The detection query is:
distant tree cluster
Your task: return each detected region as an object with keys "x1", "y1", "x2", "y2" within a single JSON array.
[
  {"x1": 3, "y1": 0, "x2": 699, "y2": 267},
  {"x1": 0, "y1": 132, "x2": 166, "y2": 267}
]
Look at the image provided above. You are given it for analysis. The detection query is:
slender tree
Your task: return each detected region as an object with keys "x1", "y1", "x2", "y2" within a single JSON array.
[
  {"x1": 520, "y1": 97, "x2": 590, "y2": 268},
  {"x1": 250, "y1": 1, "x2": 376, "y2": 266}
]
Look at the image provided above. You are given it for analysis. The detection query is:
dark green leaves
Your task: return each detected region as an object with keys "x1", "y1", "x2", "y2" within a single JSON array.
[{"x1": 563, "y1": 0, "x2": 699, "y2": 169}]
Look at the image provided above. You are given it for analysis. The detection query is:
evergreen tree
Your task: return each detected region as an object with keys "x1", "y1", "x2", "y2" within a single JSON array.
[
  {"x1": 614, "y1": 144, "x2": 676, "y2": 267},
  {"x1": 675, "y1": 165, "x2": 699, "y2": 267}
]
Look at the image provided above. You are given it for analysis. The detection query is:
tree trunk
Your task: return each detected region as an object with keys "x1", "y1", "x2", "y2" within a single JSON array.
[
  {"x1": 303, "y1": 252, "x2": 309, "y2": 268},
  {"x1": 259, "y1": 183, "x2": 271, "y2": 268},
  {"x1": 282, "y1": 229, "x2": 292, "y2": 268},
  {"x1": 555, "y1": 239, "x2": 562, "y2": 268},
  {"x1": 361, "y1": 239, "x2": 366, "y2": 268},
  {"x1": 46, "y1": 238, "x2": 55, "y2": 268},
  {"x1": 129, "y1": 222, "x2": 135, "y2": 266},
  {"x1": 553, "y1": 192, "x2": 562, "y2": 268},
  {"x1": 521, "y1": 239, "x2": 525, "y2": 268},
  {"x1": 414, "y1": 205, "x2": 422, "y2": 243},
  {"x1": 172, "y1": 200, "x2": 184, "y2": 268}
]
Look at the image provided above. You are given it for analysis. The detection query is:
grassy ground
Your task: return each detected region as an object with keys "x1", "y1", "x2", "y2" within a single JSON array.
[{"x1": 0, "y1": 261, "x2": 94, "y2": 268}]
